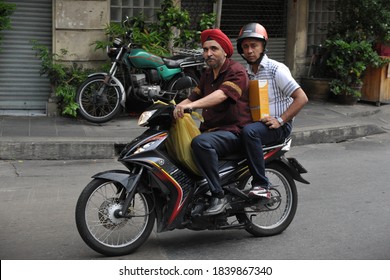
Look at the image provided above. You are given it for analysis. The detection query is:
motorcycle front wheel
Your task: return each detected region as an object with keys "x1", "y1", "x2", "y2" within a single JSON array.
[
  {"x1": 76, "y1": 75, "x2": 122, "y2": 123},
  {"x1": 236, "y1": 162, "x2": 298, "y2": 237},
  {"x1": 75, "y1": 178, "x2": 155, "y2": 256}
]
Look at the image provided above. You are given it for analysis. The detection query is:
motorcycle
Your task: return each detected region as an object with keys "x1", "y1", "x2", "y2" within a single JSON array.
[
  {"x1": 75, "y1": 18, "x2": 205, "y2": 123},
  {"x1": 75, "y1": 94, "x2": 310, "y2": 256}
]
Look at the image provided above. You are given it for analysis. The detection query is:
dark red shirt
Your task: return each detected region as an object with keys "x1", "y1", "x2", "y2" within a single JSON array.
[{"x1": 188, "y1": 58, "x2": 252, "y2": 134}]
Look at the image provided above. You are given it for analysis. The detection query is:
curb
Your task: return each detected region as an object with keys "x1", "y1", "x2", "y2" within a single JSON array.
[
  {"x1": 291, "y1": 124, "x2": 386, "y2": 146},
  {"x1": 0, "y1": 124, "x2": 386, "y2": 160},
  {"x1": 0, "y1": 138, "x2": 120, "y2": 160}
]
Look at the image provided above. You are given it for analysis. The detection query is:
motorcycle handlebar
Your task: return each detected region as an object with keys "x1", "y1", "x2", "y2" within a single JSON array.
[{"x1": 172, "y1": 106, "x2": 193, "y2": 115}]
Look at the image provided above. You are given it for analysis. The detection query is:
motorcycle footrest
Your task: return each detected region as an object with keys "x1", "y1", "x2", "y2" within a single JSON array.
[
  {"x1": 225, "y1": 187, "x2": 251, "y2": 201},
  {"x1": 218, "y1": 223, "x2": 246, "y2": 230}
]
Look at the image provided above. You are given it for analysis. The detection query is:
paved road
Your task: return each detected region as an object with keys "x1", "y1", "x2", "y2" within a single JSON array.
[{"x1": 1, "y1": 133, "x2": 390, "y2": 261}]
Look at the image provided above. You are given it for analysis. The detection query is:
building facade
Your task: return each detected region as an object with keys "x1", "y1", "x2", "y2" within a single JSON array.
[{"x1": 0, "y1": 0, "x2": 335, "y2": 115}]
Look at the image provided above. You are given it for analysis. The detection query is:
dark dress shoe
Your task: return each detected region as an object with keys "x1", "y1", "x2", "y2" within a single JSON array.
[{"x1": 203, "y1": 197, "x2": 228, "y2": 216}]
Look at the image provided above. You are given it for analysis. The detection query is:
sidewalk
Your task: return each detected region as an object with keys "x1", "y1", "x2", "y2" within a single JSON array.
[{"x1": 1, "y1": 100, "x2": 390, "y2": 160}]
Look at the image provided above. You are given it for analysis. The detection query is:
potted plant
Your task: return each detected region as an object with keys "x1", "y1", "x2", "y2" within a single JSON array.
[
  {"x1": 323, "y1": 0, "x2": 390, "y2": 104},
  {"x1": 324, "y1": 38, "x2": 386, "y2": 104},
  {"x1": 300, "y1": 44, "x2": 333, "y2": 102}
]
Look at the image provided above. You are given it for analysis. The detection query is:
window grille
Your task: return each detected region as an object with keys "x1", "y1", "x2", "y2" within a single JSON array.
[
  {"x1": 220, "y1": 0, "x2": 287, "y2": 38},
  {"x1": 110, "y1": 0, "x2": 163, "y2": 23},
  {"x1": 307, "y1": 0, "x2": 336, "y2": 51},
  {"x1": 220, "y1": 0, "x2": 288, "y2": 63}
]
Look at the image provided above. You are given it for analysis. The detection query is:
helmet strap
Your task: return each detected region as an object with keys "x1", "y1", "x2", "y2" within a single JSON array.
[
  {"x1": 239, "y1": 40, "x2": 267, "y2": 66},
  {"x1": 241, "y1": 51, "x2": 265, "y2": 67}
]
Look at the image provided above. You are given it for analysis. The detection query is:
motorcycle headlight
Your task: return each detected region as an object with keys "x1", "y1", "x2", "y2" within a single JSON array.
[
  {"x1": 106, "y1": 46, "x2": 119, "y2": 58},
  {"x1": 113, "y1": 38, "x2": 123, "y2": 48},
  {"x1": 138, "y1": 109, "x2": 157, "y2": 127},
  {"x1": 134, "y1": 140, "x2": 156, "y2": 154}
]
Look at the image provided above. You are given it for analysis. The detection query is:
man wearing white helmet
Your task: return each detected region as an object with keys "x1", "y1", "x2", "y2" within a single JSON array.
[{"x1": 237, "y1": 23, "x2": 308, "y2": 198}]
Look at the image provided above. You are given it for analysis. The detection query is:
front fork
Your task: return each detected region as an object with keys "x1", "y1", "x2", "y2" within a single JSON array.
[
  {"x1": 93, "y1": 166, "x2": 145, "y2": 218},
  {"x1": 87, "y1": 72, "x2": 127, "y2": 107},
  {"x1": 96, "y1": 58, "x2": 119, "y2": 97}
]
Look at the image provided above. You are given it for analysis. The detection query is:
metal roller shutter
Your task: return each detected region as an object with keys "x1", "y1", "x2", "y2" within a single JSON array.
[
  {"x1": 220, "y1": 0, "x2": 287, "y2": 63},
  {"x1": 0, "y1": 0, "x2": 52, "y2": 112}
]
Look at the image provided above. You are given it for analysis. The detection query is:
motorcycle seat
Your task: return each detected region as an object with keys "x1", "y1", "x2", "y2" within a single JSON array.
[
  {"x1": 220, "y1": 137, "x2": 291, "y2": 161},
  {"x1": 220, "y1": 152, "x2": 245, "y2": 161},
  {"x1": 163, "y1": 56, "x2": 199, "y2": 68}
]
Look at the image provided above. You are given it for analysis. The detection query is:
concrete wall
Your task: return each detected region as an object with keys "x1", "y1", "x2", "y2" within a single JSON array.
[{"x1": 54, "y1": 0, "x2": 109, "y2": 67}]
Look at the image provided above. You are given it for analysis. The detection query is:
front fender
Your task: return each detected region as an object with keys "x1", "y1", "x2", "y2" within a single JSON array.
[
  {"x1": 92, "y1": 169, "x2": 138, "y2": 192},
  {"x1": 88, "y1": 73, "x2": 126, "y2": 107}
]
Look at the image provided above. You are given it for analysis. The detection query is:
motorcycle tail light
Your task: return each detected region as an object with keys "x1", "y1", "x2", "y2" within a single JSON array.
[{"x1": 282, "y1": 138, "x2": 292, "y2": 151}]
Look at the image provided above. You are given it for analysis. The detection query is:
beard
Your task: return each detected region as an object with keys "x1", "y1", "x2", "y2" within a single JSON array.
[{"x1": 206, "y1": 57, "x2": 224, "y2": 69}]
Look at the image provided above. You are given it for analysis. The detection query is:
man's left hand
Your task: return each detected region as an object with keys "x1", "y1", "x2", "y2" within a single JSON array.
[{"x1": 261, "y1": 116, "x2": 282, "y2": 129}]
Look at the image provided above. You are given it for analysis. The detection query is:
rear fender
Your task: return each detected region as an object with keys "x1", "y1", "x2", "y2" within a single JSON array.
[
  {"x1": 277, "y1": 157, "x2": 310, "y2": 184},
  {"x1": 88, "y1": 73, "x2": 126, "y2": 107}
]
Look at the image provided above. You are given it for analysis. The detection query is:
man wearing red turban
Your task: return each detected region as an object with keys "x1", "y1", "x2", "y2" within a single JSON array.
[
  {"x1": 200, "y1": 28, "x2": 234, "y2": 58},
  {"x1": 173, "y1": 29, "x2": 252, "y2": 215}
]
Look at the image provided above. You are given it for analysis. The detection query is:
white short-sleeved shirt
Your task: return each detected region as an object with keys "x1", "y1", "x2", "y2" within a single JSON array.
[{"x1": 246, "y1": 54, "x2": 300, "y2": 118}]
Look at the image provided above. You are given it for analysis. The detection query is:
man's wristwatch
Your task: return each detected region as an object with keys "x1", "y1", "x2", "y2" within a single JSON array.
[{"x1": 277, "y1": 117, "x2": 284, "y2": 126}]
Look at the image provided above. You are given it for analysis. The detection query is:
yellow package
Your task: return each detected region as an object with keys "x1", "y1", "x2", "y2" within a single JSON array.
[
  {"x1": 165, "y1": 113, "x2": 202, "y2": 175},
  {"x1": 249, "y1": 79, "x2": 270, "y2": 121}
]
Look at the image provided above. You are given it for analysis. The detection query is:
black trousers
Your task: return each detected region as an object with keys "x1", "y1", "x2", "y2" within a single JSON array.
[{"x1": 191, "y1": 130, "x2": 241, "y2": 196}]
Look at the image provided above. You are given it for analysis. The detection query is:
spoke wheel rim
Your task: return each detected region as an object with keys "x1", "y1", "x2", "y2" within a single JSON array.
[{"x1": 84, "y1": 182, "x2": 150, "y2": 248}]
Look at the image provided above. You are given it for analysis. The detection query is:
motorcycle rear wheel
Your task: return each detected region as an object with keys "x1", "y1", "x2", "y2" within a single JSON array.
[
  {"x1": 75, "y1": 178, "x2": 155, "y2": 256},
  {"x1": 76, "y1": 75, "x2": 122, "y2": 123},
  {"x1": 236, "y1": 162, "x2": 298, "y2": 237},
  {"x1": 168, "y1": 70, "x2": 200, "y2": 103}
]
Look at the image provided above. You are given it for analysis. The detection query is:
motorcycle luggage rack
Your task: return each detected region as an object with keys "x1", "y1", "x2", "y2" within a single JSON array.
[
  {"x1": 180, "y1": 60, "x2": 205, "y2": 68},
  {"x1": 173, "y1": 48, "x2": 204, "y2": 61},
  {"x1": 263, "y1": 136, "x2": 292, "y2": 152},
  {"x1": 220, "y1": 137, "x2": 292, "y2": 161},
  {"x1": 174, "y1": 48, "x2": 203, "y2": 56}
]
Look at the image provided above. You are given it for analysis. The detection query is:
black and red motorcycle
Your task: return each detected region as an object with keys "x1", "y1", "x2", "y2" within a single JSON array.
[{"x1": 75, "y1": 88, "x2": 309, "y2": 256}]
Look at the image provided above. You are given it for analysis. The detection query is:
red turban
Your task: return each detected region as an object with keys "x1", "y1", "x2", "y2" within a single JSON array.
[{"x1": 201, "y1": 29, "x2": 234, "y2": 58}]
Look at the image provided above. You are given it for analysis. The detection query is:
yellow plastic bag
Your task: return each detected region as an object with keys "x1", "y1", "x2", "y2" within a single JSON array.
[{"x1": 165, "y1": 112, "x2": 203, "y2": 175}]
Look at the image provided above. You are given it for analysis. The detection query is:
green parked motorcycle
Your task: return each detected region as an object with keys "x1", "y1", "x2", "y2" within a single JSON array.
[{"x1": 76, "y1": 19, "x2": 204, "y2": 123}]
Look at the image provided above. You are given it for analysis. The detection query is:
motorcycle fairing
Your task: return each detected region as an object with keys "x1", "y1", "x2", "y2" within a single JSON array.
[
  {"x1": 148, "y1": 162, "x2": 192, "y2": 225},
  {"x1": 119, "y1": 130, "x2": 169, "y2": 159},
  {"x1": 129, "y1": 151, "x2": 195, "y2": 227},
  {"x1": 121, "y1": 136, "x2": 197, "y2": 231}
]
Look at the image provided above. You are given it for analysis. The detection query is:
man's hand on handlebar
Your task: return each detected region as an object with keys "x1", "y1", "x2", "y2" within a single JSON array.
[{"x1": 173, "y1": 105, "x2": 192, "y2": 119}]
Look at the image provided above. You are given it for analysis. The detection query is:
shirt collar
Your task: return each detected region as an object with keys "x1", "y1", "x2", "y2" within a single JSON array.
[
  {"x1": 219, "y1": 58, "x2": 231, "y2": 74},
  {"x1": 246, "y1": 54, "x2": 269, "y2": 75}
]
